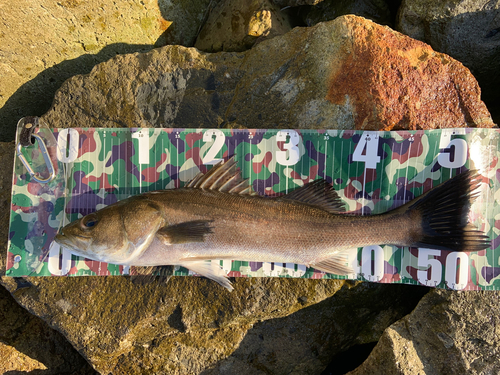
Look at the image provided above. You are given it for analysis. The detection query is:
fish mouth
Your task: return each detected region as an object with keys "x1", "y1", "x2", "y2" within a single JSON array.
[{"x1": 54, "y1": 232, "x2": 91, "y2": 251}]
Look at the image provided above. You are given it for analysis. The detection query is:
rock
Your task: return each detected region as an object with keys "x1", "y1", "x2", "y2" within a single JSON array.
[
  {"x1": 304, "y1": 0, "x2": 394, "y2": 27},
  {"x1": 158, "y1": 0, "x2": 218, "y2": 47},
  {"x1": 348, "y1": 289, "x2": 500, "y2": 375},
  {"x1": 396, "y1": 0, "x2": 500, "y2": 125},
  {"x1": 0, "y1": 143, "x2": 95, "y2": 374},
  {"x1": 272, "y1": 0, "x2": 324, "y2": 7},
  {"x1": 194, "y1": 0, "x2": 292, "y2": 52},
  {"x1": 0, "y1": 0, "x2": 212, "y2": 143},
  {"x1": 0, "y1": 284, "x2": 97, "y2": 374},
  {"x1": 43, "y1": 15, "x2": 495, "y2": 131},
  {"x1": 0, "y1": 274, "x2": 429, "y2": 373}
]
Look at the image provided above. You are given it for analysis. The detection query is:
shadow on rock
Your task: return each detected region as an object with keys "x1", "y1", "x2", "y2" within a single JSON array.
[
  {"x1": 201, "y1": 282, "x2": 429, "y2": 375},
  {"x1": 0, "y1": 43, "x2": 155, "y2": 143},
  {"x1": 0, "y1": 284, "x2": 97, "y2": 374}
]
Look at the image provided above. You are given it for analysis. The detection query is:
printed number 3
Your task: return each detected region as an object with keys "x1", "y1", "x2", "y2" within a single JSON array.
[{"x1": 276, "y1": 130, "x2": 300, "y2": 166}]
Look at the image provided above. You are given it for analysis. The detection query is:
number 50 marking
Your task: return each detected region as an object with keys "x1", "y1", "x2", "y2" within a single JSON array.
[{"x1": 417, "y1": 248, "x2": 469, "y2": 290}]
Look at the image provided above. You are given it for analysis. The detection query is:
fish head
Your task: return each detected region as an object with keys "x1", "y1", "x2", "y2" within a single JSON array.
[{"x1": 54, "y1": 197, "x2": 165, "y2": 264}]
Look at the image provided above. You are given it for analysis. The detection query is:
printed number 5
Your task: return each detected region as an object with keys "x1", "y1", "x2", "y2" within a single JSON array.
[
  {"x1": 276, "y1": 130, "x2": 300, "y2": 166},
  {"x1": 438, "y1": 129, "x2": 467, "y2": 168},
  {"x1": 417, "y1": 248, "x2": 442, "y2": 286}
]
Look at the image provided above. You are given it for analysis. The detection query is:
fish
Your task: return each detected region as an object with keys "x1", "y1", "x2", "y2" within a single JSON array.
[{"x1": 54, "y1": 158, "x2": 490, "y2": 291}]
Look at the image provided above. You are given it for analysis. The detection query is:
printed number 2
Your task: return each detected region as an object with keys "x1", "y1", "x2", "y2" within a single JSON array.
[
  {"x1": 352, "y1": 132, "x2": 380, "y2": 169},
  {"x1": 276, "y1": 130, "x2": 300, "y2": 166},
  {"x1": 437, "y1": 129, "x2": 467, "y2": 168},
  {"x1": 203, "y1": 129, "x2": 226, "y2": 164}
]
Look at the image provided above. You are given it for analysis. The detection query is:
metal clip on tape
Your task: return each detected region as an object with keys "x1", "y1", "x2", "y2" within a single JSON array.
[{"x1": 15, "y1": 116, "x2": 56, "y2": 183}]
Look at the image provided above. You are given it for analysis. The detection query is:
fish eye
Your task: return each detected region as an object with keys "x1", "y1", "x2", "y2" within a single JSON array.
[{"x1": 80, "y1": 213, "x2": 98, "y2": 230}]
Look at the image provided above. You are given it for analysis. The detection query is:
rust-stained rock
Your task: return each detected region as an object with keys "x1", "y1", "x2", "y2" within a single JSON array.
[
  {"x1": 42, "y1": 16, "x2": 494, "y2": 132},
  {"x1": 326, "y1": 16, "x2": 495, "y2": 130}
]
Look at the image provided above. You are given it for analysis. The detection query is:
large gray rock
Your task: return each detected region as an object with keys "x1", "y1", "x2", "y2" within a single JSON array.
[
  {"x1": 349, "y1": 289, "x2": 500, "y2": 375},
  {"x1": 43, "y1": 16, "x2": 494, "y2": 131},
  {"x1": 397, "y1": 0, "x2": 500, "y2": 124},
  {"x1": 0, "y1": 0, "x2": 213, "y2": 143}
]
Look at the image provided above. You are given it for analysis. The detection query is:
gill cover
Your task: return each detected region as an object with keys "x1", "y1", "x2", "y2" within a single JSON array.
[{"x1": 56, "y1": 196, "x2": 165, "y2": 264}]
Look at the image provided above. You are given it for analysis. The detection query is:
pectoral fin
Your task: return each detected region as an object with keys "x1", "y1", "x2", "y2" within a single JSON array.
[
  {"x1": 156, "y1": 220, "x2": 213, "y2": 245},
  {"x1": 179, "y1": 260, "x2": 233, "y2": 291},
  {"x1": 310, "y1": 249, "x2": 355, "y2": 275}
]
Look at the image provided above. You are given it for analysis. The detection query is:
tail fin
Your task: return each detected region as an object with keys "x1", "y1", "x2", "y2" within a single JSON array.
[{"x1": 407, "y1": 170, "x2": 490, "y2": 252}]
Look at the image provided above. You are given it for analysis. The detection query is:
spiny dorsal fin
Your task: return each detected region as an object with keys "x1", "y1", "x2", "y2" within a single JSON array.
[
  {"x1": 282, "y1": 179, "x2": 345, "y2": 213},
  {"x1": 185, "y1": 156, "x2": 256, "y2": 195}
]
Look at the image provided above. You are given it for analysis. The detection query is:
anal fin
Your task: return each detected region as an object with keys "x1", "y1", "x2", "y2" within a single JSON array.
[
  {"x1": 310, "y1": 249, "x2": 355, "y2": 275},
  {"x1": 179, "y1": 260, "x2": 233, "y2": 291}
]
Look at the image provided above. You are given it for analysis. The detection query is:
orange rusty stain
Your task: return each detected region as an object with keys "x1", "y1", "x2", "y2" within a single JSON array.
[
  {"x1": 326, "y1": 18, "x2": 494, "y2": 131},
  {"x1": 159, "y1": 17, "x2": 172, "y2": 31}
]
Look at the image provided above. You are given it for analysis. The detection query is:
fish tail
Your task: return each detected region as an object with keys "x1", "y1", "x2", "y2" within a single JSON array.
[{"x1": 404, "y1": 170, "x2": 490, "y2": 252}]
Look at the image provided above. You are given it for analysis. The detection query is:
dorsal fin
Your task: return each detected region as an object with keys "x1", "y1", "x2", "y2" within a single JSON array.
[
  {"x1": 185, "y1": 157, "x2": 256, "y2": 195},
  {"x1": 282, "y1": 179, "x2": 345, "y2": 213}
]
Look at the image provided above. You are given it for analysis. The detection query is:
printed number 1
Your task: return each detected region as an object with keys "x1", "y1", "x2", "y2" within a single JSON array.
[
  {"x1": 131, "y1": 129, "x2": 150, "y2": 165},
  {"x1": 352, "y1": 132, "x2": 380, "y2": 169}
]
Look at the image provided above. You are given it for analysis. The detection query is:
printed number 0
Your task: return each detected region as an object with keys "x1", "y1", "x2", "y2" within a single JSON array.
[
  {"x1": 48, "y1": 242, "x2": 72, "y2": 276},
  {"x1": 276, "y1": 130, "x2": 300, "y2": 166},
  {"x1": 445, "y1": 252, "x2": 468, "y2": 290},
  {"x1": 56, "y1": 128, "x2": 79, "y2": 163},
  {"x1": 203, "y1": 129, "x2": 226, "y2": 164}
]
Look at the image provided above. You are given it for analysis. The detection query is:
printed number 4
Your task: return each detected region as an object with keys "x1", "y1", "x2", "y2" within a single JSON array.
[{"x1": 352, "y1": 132, "x2": 380, "y2": 169}]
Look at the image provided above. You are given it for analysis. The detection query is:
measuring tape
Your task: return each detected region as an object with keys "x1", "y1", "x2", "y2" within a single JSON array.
[{"x1": 6, "y1": 118, "x2": 500, "y2": 290}]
